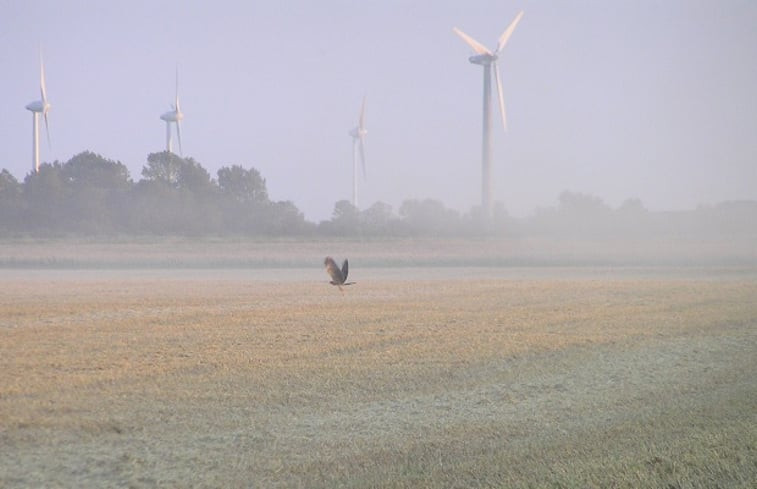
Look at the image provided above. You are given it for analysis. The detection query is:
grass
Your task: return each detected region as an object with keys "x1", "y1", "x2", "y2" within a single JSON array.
[{"x1": 1, "y1": 270, "x2": 756, "y2": 487}]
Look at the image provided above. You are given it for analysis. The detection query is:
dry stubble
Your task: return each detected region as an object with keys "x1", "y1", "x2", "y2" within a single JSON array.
[{"x1": 1, "y1": 270, "x2": 756, "y2": 487}]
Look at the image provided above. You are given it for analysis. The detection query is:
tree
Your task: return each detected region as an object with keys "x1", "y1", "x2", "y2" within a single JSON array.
[
  {"x1": 325, "y1": 200, "x2": 361, "y2": 235},
  {"x1": 265, "y1": 200, "x2": 313, "y2": 235},
  {"x1": 178, "y1": 156, "x2": 214, "y2": 195},
  {"x1": 22, "y1": 162, "x2": 68, "y2": 232},
  {"x1": 141, "y1": 152, "x2": 212, "y2": 192},
  {"x1": 399, "y1": 198, "x2": 460, "y2": 235},
  {"x1": 136, "y1": 152, "x2": 219, "y2": 234},
  {"x1": 361, "y1": 201, "x2": 394, "y2": 235},
  {"x1": 61, "y1": 151, "x2": 133, "y2": 232},
  {"x1": 0, "y1": 169, "x2": 22, "y2": 231},
  {"x1": 617, "y1": 198, "x2": 646, "y2": 215},
  {"x1": 62, "y1": 151, "x2": 131, "y2": 191},
  {"x1": 530, "y1": 191, "x2": 614, "y2": 237},
  {"x1": 215, "y1": 165, "x2": 271, "y2": 234},
  {"x1": 141, "y1": 151, "x2": 184, "y2": 188},
  {"x1": 558, "y1": 191, "x2": 611, "y2": 216},
  {"x1": 217, "y1": 165, "x2": 268, "y2": 205},
  {"x1": 0, "y1": 169, "x2": 21, "y2": 197},
  {"x1": 462, "y1": 202, "x2": 514, "y2": 236},
  {"x1": 332, "y1": 200, "x2": 359, "y2": 221},
  {"x1": 613, "y1": 198, "x2": 650, "y2": 237}
]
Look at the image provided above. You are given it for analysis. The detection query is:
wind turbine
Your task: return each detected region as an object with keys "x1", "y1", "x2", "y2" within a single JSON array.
[
  {"x1": 453, "y1": 10, "x2": 523, "y2": 216},
  {"x1": 349, "y1": 96, "x2": 367, "y2": 208},
  {"x1": 160, "y1": 69, "x2": 183, "y2": 154},
  {"x1": 25, "y1": 52, "x2": 51, "y2": 174}
]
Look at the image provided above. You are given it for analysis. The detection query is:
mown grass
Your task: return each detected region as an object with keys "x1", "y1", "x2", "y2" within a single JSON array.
[{"x1": 1, "y1": 271, "x2": 756, "y2": 487}]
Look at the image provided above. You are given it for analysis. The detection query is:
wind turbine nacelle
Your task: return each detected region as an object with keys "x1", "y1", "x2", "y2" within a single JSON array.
[
  {"x1": 25, "y1": 100, "x2": 46, "y2": 112},
  {"x1": 161, "y1": 111, "x2": 182, "y2": 122},
  {"x1": 469, "y1": 53, "x2": 496, "y2": 66},
  {"x1": 349, "y1": 127, "x2": 367, "y2": 138}
]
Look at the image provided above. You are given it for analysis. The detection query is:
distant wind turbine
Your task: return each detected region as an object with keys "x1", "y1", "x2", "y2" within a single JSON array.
[
  {"x1": 160, "y1": 69, "x2": 184, "y2": 154},
  {"x1": 25, "y1": 51, "x2": 51, "y2": 174},
  {"x1": 349, "y1": 97, "x2": 367, "y2": 208},
  {"x1": 453, "y1": 10, "x2": 523, "y2": 216}
]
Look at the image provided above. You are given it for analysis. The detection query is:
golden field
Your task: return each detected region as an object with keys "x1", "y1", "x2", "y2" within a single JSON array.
[{"x1": 1, "y1": 261, "x2": 756, "y2": 488}]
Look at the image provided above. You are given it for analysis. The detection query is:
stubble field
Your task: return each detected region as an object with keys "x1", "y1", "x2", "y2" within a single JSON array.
[{"x1": 1, "y1": 265, "x2": 756, "y2": 488}]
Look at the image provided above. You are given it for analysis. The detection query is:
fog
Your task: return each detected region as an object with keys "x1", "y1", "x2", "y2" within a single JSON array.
[{"x1": 2, "y1": 1, "x2": 756, "y2": 222}]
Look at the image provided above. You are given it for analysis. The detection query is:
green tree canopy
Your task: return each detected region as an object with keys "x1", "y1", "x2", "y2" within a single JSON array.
[
  {"x1": 217, "y1": 165, "x2": 268, "y2": 204},
  {"x1": 62, "y1": 151, "x2": 131, "y2": 190},
  {"x1": 141, "y1": 152, "x2": 213, "y2": 194}
]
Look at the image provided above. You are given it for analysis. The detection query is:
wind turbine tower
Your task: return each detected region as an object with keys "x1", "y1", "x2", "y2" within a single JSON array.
[
  {"x1": 454, "y1": 10, "x2": 523, "y2": 216},
  {"x1": 25, "y1": 52, "x2": 51, "y2": 174},
  {"x1": 160, "y1": 69, "x2": 184, "y2": 154},
  {"x1": 349, "y1": 97, "x2": 367, "y2": 208}
]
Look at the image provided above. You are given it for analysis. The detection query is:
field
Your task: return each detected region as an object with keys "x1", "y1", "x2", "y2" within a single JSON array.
[{"x1": 1, "y1": 239, "x2": 756, "y2": 487}]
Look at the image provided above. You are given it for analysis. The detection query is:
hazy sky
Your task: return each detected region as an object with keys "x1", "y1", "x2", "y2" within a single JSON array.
[{"x1": 2, "y1": 1, "x2": 756, "y2": 221}]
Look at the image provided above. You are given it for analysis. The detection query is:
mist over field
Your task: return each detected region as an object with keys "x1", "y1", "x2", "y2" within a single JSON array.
[{"x1": 1, "y1": 151, "x2": 755, "y2": 269}]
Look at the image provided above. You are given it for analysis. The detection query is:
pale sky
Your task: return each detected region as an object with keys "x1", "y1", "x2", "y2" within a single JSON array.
[{"x1": 1, "y1": 0, "x2": 756, "y2": 221}]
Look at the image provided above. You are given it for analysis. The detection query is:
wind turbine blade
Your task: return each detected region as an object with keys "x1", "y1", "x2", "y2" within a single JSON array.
[
  {"x1": 496, "y1": 10, "x2": 524, "y2": 54},
  {"x1": 176, "y1": 120, "x2": 183, "y2": 155},
  {"x1": 359, "y1": 96, "x2": 366, "y2": 131},
  {"x1": 165, "y1": 121, "x2": 172, "y2": 153},
  {"x1": 359, "y1": 138, "x2": 366, "y2": 179},
  {"x1": 174, "y1": 67, "x2": 181, "y2": 113},
  {"x1": 493, "y1": 62, "x2": 507, "y2": 131},
  {"x1": 452, "y1": 27, "x2": 492, "y2": 56},
  {"x1": 39, "y1": 54, "x2": 48, "y2": 104},
  {"x1": 44, "y1": 112, "x2": 51, "y2": 147}
]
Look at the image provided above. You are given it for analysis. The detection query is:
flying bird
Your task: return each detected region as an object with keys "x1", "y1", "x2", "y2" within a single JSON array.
[{"x1": 324, "y1": 256, "x2": 355, "y2": 291}]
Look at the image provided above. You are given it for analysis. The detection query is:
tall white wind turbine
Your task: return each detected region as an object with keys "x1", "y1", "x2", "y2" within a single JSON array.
[
  {"x1": 453, "y1": 10, "x2": 523, "y2": 216},
  {"x1": 160, "y1": 69, "x2": 184, "y2": 154},
  {"x1": 349, "y1": 96, "x2": 367, "y2": 208},
  {"x1": 25, "y1": 52, "x2": 51, "y2": 174}
]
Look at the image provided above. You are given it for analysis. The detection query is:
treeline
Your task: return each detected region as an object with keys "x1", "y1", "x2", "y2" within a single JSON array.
[
  {"x1": 1, "y1": 150, "x2": 755, "y2": 239},
  {"x1": 0, "y1": 151, "x2": 310, "y2": 236}
]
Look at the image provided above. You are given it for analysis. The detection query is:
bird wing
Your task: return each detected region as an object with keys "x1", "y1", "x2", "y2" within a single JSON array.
[
  {"x1": 341, "y1": 259, "x2": 349, "y2": 281},
  {"x1": 324, "y1": 256, "x2": 344, "y2": 284}
]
